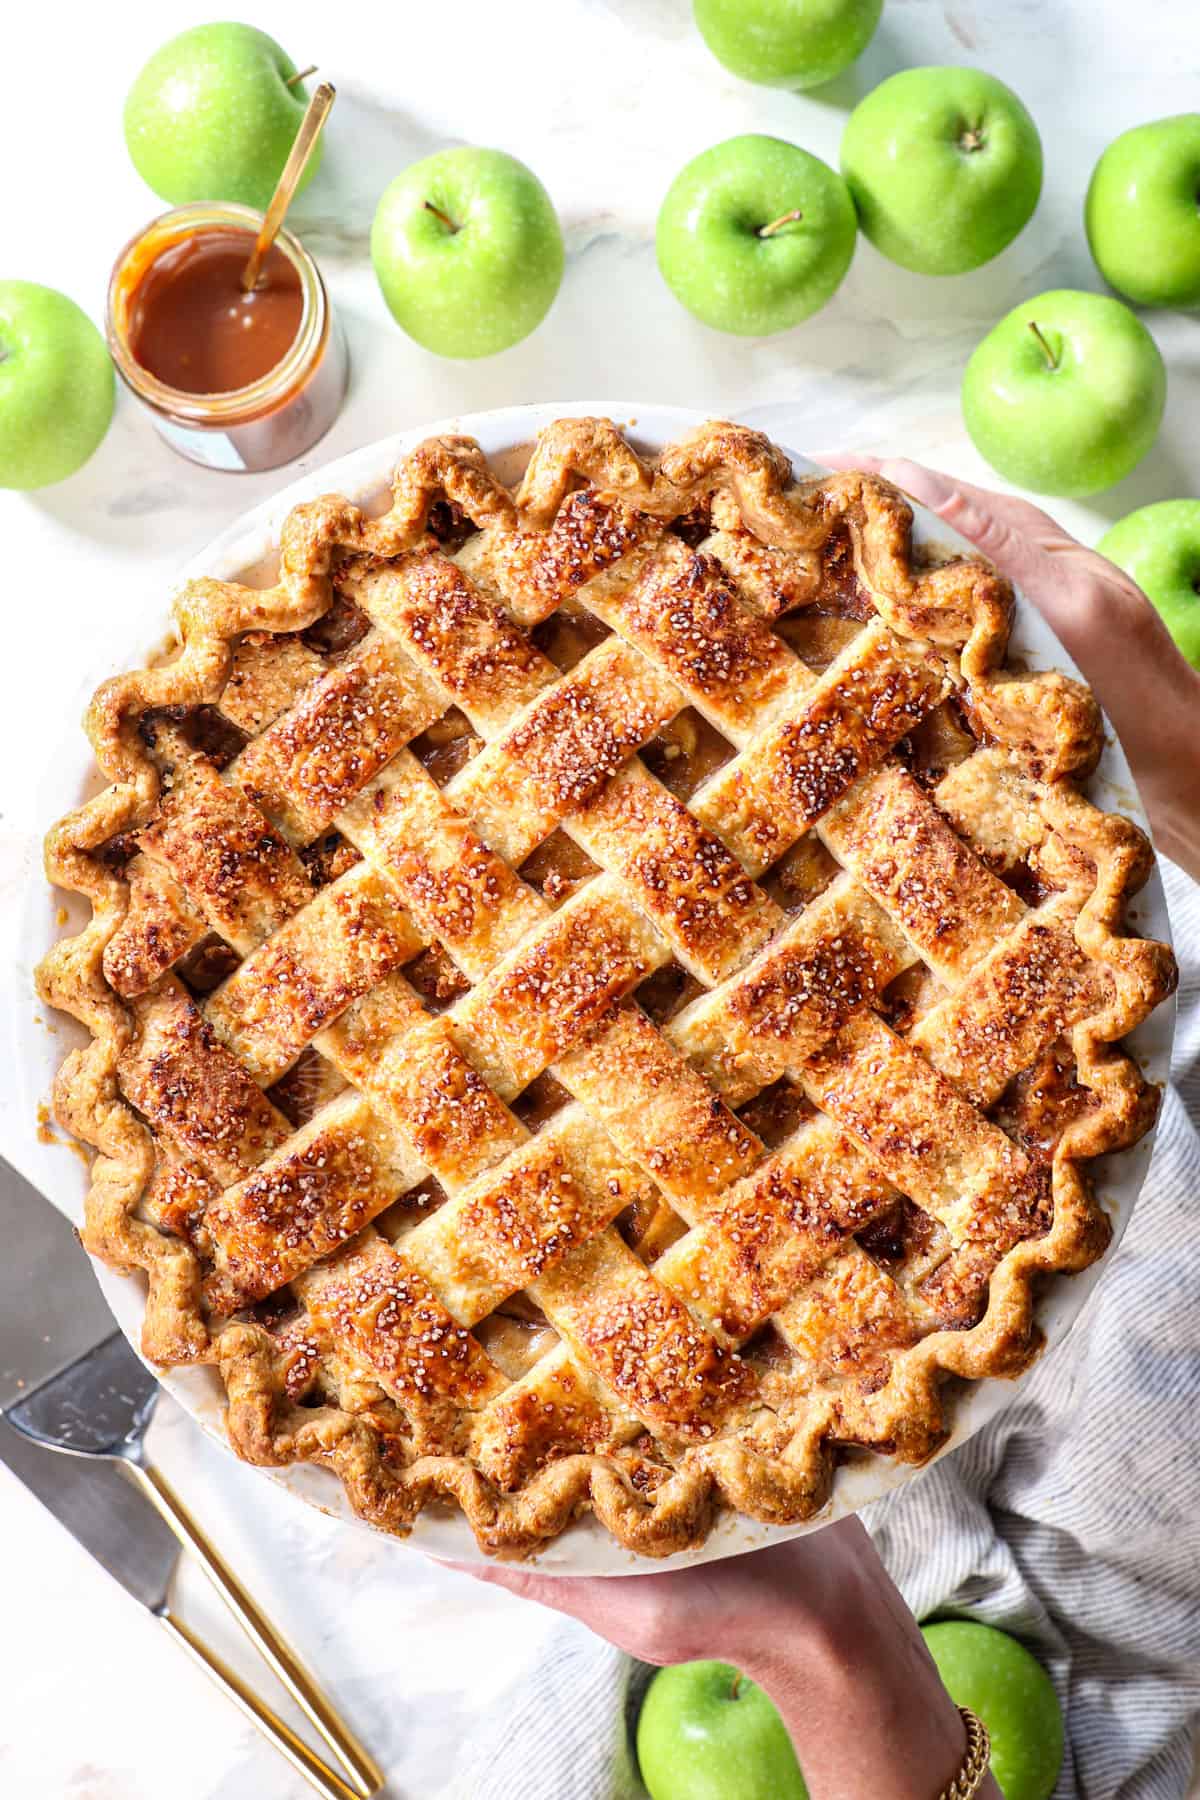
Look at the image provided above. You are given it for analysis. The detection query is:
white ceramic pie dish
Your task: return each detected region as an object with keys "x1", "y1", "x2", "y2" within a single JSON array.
[{"x1": 14, "y1": 401, "x2": 1176, "y2": 1575}]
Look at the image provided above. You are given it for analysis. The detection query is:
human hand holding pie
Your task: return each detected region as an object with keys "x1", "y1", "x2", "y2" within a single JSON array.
[
  {"x1": 457, "y1": 1518, "x2": 1001, "y2": 1800},
  {"x1": 822, "y1": 453, "x2": 1200, "y2": 883}
]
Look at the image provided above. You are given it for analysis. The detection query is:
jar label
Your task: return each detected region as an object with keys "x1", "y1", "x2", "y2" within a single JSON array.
[{"x1": 154, "y1": 416, "x2": 249, "y2": 472}]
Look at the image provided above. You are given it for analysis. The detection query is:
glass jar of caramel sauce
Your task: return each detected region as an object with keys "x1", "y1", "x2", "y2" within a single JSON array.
[{"x1": 106, "y1": 202, "x2": 348, "y2": 472}]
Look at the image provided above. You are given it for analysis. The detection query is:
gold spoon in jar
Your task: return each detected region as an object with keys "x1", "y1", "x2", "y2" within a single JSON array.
[{"x1": 241, "y1": 80, "x2": 336, "y2": 292}]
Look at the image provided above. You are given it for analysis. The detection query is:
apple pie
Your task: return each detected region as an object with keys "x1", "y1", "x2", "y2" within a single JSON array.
[{"x1": 38, "y1": 419, "x2": 1175, "y2": 1558}]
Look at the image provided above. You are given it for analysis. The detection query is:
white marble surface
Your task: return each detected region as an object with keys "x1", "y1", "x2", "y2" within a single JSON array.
[{"x1": 4, "y1": 1, "x2": 1200, "y2": 1794}]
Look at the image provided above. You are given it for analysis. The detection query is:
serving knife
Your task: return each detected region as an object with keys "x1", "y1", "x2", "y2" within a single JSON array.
[{"x1": 0, "y1": 1156, "x2": 382, "y2": 1800}]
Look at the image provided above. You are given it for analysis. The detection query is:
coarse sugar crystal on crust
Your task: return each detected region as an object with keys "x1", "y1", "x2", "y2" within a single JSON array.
[{"x1": 38, "y1": 418, "x2": 1176, "y2": 1558}]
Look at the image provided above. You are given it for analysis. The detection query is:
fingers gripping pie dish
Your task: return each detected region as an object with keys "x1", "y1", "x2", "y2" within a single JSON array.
[{"x1": 38, "y1": 418, "x2": 1175, "y2": 1560}]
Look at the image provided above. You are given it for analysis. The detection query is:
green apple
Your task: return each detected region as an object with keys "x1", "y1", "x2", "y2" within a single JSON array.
[
  {"x1": 1085, "y1": 114, "x2": 1200, "y2": 309},
  {"x1": 1098, "y1": 501, "x2": 1200, "y2": 666},
  {"x1": 0, "y1": 282, "x2": 114, "y2": 490},
  {"x1": 693, "y1": 0, "x2": 882, "y2": 90},
  {"x1": 637, "y1": 1662, "x2": 808, "y2": 1800},
  {"x1": 961, "y1": 289, "x2": 1166, "y2": 498},
  {"x1": 923, "y1": 1621, "x2": 1063, "y2": 1800},
  {"x1": 656, "y1": 135, "x2": 857, "y2": 335},
  {"x1": 371, "y1": 147, "x2": 564, "y2": 359},
  {"x1": 124, "y1": 24, "x2": 321, "y2": 212},
  {"x1": 840, "y1": 67, "x2": 1043, "y2": 275}
]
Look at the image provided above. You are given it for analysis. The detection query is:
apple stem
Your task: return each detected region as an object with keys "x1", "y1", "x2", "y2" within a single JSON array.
[
  {"x1": 758, "y1": 209, "x2": 804, "y2": 239},
  {"x1": 285, "y1": 64, "x2": 318, "y2": 87},
  {"x1": 1028, "y1": 320, "x2": 1059, "y2": 370},
  {"x1": 424, "y1": 199, "x2": 461, "y2": 235},
  {"x1": 730, "y1": 1672, "x2": 744, "y2": 1700}
]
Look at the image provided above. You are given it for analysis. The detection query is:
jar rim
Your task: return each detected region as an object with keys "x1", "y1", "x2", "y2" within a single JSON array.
[{"x1": 105, "y1": 202, "x2": 327, "y2": 425}]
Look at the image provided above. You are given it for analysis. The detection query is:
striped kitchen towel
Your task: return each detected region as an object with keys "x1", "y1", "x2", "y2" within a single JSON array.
[{"x1": 449, "y1": 859, "x2": 1200, "y2": 1800}]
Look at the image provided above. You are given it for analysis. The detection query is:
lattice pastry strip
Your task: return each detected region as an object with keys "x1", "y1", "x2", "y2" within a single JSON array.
[
  {"x1": 105, "y1": 741, "x2": 316, "y2": 994},
  {"x1": 802, "y1": 1011, "x2": 1049, "y2": 1245},
  {"x1": 203, "y1": 860, "x2": 424, "y2": 1086},
  {"x1": 118, "y1": 979, "x2": 294, "y2": 1189},
  {"x1": 665, "y1": 758, "x2": 1024, "y2": 1098},
  {"x1": 294, "y1": 1234, "x2": 510, "y2": 1457},
  {"x1": 203, "y1": 1089, "x2": 429, "y2": 1312},
  {"x1": 336, "y1": 750, "x2": 548, "y2": 981},
  {"x1": 667, "y1": 871, "x2": 919, "y2": 1105},
  {"x1": 909, "y1": 904, "x2": 1112, "y2": 1109},
  {"x1": 563, "y1": 532, "x2": 815, "y2": 741},
  {"x1": 219, "y1": 631, "x2": 328, "y2": 736},
  {"x1": 319, "y1": 984, "x2": 529, "y2": 1190},
  {"x1": 819, "y1": 764, "x2": 1025, "y2": 984},
  {"x1": 230, "y1": 629, "x2": 448, "y2": 843}
]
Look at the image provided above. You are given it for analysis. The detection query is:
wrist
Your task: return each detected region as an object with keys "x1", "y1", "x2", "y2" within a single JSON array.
[
  {"x1": 728, "y1": 1523, "x2": 972, "y2": 1799},
  {"x1": 730, "y1": 1519, "x2": 901, "y2": 1679},
  {"x1": 718, "y1": 1519, "x2": 870, "y2": 1685}
]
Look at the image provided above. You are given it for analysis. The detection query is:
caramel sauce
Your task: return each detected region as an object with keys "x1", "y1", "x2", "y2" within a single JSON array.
[{"x1": 128, "y1": 228, "x2": 303, "y2": 394}]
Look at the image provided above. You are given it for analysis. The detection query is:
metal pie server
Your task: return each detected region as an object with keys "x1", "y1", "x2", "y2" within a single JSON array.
[{"x1": 0, "y1": 1157, "x2": 382, "y2": 1800}]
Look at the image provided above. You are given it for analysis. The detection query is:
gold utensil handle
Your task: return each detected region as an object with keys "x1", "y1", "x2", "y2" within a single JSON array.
[
  {"x1": 159, "y1": 1608, "x2": 364, "y2": 1800},
  {"x1": 125, "y1": 1458, "x2": 381, "y2": 1797},
  {"x1": 241, "y1": 82, "x2": 336, "y2": 291}
]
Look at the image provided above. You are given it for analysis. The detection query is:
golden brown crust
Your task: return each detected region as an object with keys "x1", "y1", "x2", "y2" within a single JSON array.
[{"x1": 38, "y1": 418, "x2": 1176, "y2": 1559}]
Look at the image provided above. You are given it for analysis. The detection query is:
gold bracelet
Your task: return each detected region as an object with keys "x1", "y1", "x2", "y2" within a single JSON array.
[{"x1": 938, "y1": 1708, "x2": 992, "y2": 1799}]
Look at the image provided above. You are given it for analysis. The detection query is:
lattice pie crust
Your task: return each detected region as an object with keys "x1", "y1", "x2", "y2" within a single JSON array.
[{"x1": 38, "y1": 420, "x2": 1175, "y2": 1558}]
